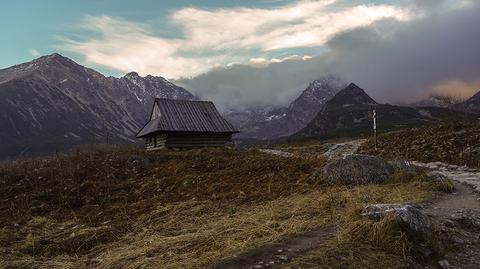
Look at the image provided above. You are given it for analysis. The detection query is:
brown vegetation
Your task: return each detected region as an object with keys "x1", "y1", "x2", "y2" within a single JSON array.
[
  {"x1": 358, "y1": 123, "x2": 480, "y2": 168},
  {"x1": 0, "y1": 146, "x2": 451, "y2": 268}
]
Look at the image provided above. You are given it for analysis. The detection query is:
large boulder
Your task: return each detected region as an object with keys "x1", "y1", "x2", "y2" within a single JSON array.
[
  {"x1": 362, "y1": 204, "x2": 433, "y2": 239},
  {"x1": 319, "y1": 154, "x2": 391, "y2": 185},
  {"x1": 388, "y1": 160, "x2": 427, "y2": 175}
]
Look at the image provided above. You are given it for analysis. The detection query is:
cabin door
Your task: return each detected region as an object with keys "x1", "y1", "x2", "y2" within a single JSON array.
[{"x1": 153, "y1": 136, "x2": 157, "y2": 147}]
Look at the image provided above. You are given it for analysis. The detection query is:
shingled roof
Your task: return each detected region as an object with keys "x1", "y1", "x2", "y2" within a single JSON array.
[{"x1": 136, "y1": 98, "x2": 239, "y2": 138}]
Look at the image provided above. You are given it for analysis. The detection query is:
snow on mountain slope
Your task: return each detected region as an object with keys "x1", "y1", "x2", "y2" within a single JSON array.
[
  {"x1": 0, "y1": 53, "x2": 196, "y2": 158},
  {"x1": 226, "y1": 75, "x2": 346, "y2": 140}
]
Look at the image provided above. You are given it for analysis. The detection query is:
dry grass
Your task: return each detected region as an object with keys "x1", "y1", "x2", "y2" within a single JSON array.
[
  {"x1": 0, "y1": 145, "x2": 449, "y2": 268},
  {"x1": 358, "y1": 122, "x2": 480, "y2": 168}
]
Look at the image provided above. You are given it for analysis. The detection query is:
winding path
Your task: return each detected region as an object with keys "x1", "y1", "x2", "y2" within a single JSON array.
[{"x1": 255, "y1": 140, "x2": 480, "y2": 268}]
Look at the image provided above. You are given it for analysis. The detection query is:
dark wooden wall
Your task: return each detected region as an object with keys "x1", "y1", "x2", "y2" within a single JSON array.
[{"x1": 144, "y1": 132, "x2": 233, "y2": 150}]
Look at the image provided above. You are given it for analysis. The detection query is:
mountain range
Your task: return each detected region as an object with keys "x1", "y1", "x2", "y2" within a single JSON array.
[
  {"x1": 0, "y1": 54, "x2": 195, "y2": 158},
  {"x1": 0, "y1": 53, "x2": 479, "y2": 158},
  {"x1": 225, "y1": 76, "x2": 346, "y2": 140},
  {"x1": 456, "y1": 90, "x2": 480, "y2": 113},
  {"x1": 293, "y1": 83, "x2": 477, "y2": 139}
]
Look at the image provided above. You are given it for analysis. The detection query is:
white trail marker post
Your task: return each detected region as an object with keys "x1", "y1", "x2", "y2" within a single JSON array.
[{"x1": 373, "y1": 108, "x2": 377, "y2": 150}]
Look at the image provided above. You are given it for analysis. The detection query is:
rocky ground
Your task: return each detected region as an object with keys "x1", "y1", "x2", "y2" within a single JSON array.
[
  {"x1": 2, "y1": 133, "x2": 479, "y2": 268},
  {"x1": 258, "y1": 138, "x2": 480, "y2": 269},
  {"x1": 412, "y1": 161, "x2": 480, "y2": 193}
]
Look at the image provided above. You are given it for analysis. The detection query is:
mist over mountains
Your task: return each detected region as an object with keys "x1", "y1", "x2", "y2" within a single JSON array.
[
  {"x1": 176, "y1": 2, "x2": 480, "y2": 108},
  {"x1": 0, "y1": 54, "x2": 479, "y2": 159},
  {"x1": 293, "y1": 83, "x2": 476, "y2": 139}
]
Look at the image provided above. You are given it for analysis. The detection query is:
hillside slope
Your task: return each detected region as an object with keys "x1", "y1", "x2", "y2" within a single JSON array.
[
  {"x1": 0, "y1": 146, "x2": 448, "y2": 268},
  {"x1": 0, "y1": 54, "x2": 196, "y2": 158},
  {"x1": 226, "y1": 76, "x2": 346, "y2": 140},
  {"x1": 456, "y1": 89, "x2": 480, "y2": 113},
  {"x1": 292, "y1": 83, "x2": 476, "y2": 140},
  {"x1": 358, "y1": 123, "x2": 480, "y2": 168}
]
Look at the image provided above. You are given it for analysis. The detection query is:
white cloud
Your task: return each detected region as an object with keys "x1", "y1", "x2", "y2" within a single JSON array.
[
  {"x1": 177, "y1": 2, "x2": 480, "y2": 109},
  {"x1": 249, "y1": 55, "x2": 311, "y2": 66},
  {"x1": 59, "y1": 0, "x2": 411, "y2": 78},
  {"x1": 29, "y1": 49, "x2": 40, "y2": 57}
]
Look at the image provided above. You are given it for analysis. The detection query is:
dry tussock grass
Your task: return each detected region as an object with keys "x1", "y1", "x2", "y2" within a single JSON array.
[
  {"x1": 0, "y1": 146, "x2": 448, "y2": 268},
  {"x1": 358, "y1": 122, "x2": 480, "y2": 168}
]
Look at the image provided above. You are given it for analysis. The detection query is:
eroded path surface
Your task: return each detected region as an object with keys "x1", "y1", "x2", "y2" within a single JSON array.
[
  {"x1": 209, "y1": 226, "x2": 336, "y2": 269},
  {"x1": 257, "y1": 140, "x2": 480, "y2": 269},
  {"x1": 322, "y1": 139, "x2": 366, "y2": 160},
  {"x1": 258, "y1": 149, "x2": 295, "y2": 158},
  {"x1": 412, "y1": 161, "x2": 480, "y2": 193},
  {"x1": 411, "y1": 162, "x2": 480, "y2": 269}
]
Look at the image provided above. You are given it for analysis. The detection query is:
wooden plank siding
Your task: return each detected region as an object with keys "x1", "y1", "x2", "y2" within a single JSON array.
[
  {"x1": 137, "y1": 99, "x2": 239, "y2": 150},
  {"x1": 144, "y1": 132, "x2": 233, "y2": 150}
]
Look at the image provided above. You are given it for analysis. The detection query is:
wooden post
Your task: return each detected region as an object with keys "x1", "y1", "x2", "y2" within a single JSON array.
[{"x1": 373, "y1": 108, "x2": 377, "y2": 150}]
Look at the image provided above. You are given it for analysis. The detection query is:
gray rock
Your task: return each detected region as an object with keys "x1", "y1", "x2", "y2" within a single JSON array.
[
  {"x1": 319, "y1": 154, "x2": 391, "y2": 185},
  {"x1": 450, "y1": 235, "x2": 466, "y2": 246},
  {"x1": 389, "y1": 160, "x2": 427, "y2": 175},
  {"x1": 438, "y1": 259, "x2": 450, "y2": 269},
  {"x1": 128, "y1": 155, "x2": 151, "y2": 170},
  {"x1": 427, "y1": 171, "x2": 453, "y2": 185},
  {"x1": 450, "y1": 209, "x2": 480, "y2": 229},
  {"x1": 443, "y1": 219, "x2": 456, "y2": 228},
  {"x1": 362, "y1": 204, "x2": 433, "y2": 239}
]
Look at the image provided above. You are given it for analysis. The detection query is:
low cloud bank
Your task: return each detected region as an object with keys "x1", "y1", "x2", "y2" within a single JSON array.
[{"x1": 178, "y1": 2, "x2": 480, "y2": 109}]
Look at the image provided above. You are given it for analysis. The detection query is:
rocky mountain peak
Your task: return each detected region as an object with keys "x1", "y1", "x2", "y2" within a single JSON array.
[
  {"x1": 0, "y1": 54, "x2": 198, "y2": 158},
  {"x1": 124, "y1": 71, "x2": 140, "y2": 79},
  {"x1": 294, "y1": 76, "x2": 346, "y2": 106},
  {"x1": 325, "y1": 83, "x2": 378, "y2": 109},
  {"x1": 33, "y1": 53, "x2": 78, "y2": 68},
  {"x1": 305, "y1": 76, "x2": 344, "y2": 92},
  {"x1": 0, "y1": 53, "x2": 103, "y2": 84}
]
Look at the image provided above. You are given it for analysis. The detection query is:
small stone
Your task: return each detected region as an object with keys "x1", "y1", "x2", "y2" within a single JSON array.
[
  {"x1": 444, "y1": 219, "x2": 455, "y2": 228},
  {"x1": 438, "y1": 259, "x2": 450, "y2": 269},
  {"x1": 276, "y1": 255, "x2": 289, "y2": 261},
  {"x1": 277, "y1": 249, "x2": 283, "y2": 253},
  {"x1": 253, "y1": 265, "x2": 263, "y2": 269},
  {"x1": 451, "y1": 236, "x2": 465, "y2": 246}
]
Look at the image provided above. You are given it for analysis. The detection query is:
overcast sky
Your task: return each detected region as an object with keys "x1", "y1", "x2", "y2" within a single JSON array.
[{"x1": 1, "y1": 0, "x2": 478, "y2": 109}]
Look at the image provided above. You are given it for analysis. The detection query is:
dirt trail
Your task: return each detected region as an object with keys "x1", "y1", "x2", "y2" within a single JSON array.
[
  {"x1": 258, "y1": 149, "x2": 295, "y2": 158},
  {"x1": 209, "y1": 226, "x2": 336, "y2": 269},
  {"x1": 412, "y1": 161, "x2": 480, "y2": 193},
  {"x1": 413, "y1": 162, "x2": 480, "y2": 269},
  {"x1": 322, "y1": 139, "x2": 366, "y2": 160},
  {"x1": 256, "y1": 140, "x2": 480, "y2": 268}
]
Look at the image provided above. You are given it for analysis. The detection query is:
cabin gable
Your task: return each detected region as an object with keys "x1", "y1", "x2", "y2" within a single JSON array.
[
  {"x1": 151, "y1": 102, "x2": 161, "y2": 120},
  {"x1": 137, "y1": 98, "x2": 239, "y2": 150}
]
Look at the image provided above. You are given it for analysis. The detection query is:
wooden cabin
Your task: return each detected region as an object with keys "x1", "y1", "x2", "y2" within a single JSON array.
[{"x1": 136, "y1": 98, "x2": 239, "y2": 150}]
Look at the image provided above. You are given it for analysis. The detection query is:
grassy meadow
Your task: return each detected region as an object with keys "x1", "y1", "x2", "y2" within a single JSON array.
[{"x1": 0, "y1": 146, "x2": 450, "y2": 268}]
